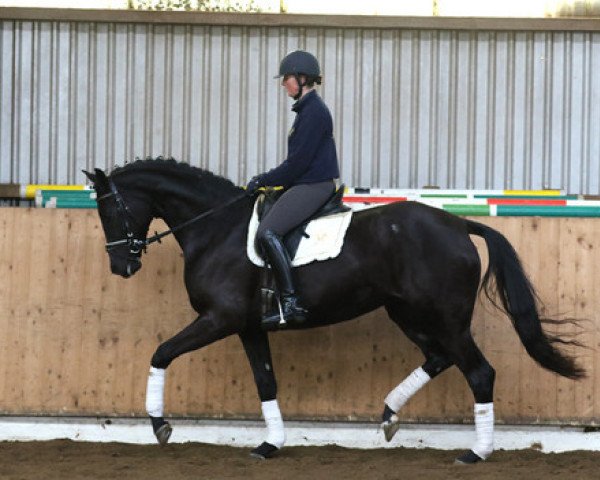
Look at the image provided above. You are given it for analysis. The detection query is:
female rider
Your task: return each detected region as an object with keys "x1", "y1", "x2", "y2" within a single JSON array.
[{"x1": 246, "y1": 50, "x2": 340, "y2": 331}]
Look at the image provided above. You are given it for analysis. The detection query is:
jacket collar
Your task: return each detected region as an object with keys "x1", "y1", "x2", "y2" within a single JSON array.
[{"x1": 292, "y1": 89, "x2": 317, "y2": 113}]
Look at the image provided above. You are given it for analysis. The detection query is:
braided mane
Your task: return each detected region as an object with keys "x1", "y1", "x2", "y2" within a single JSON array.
[{"x1": 109, "y1": 157, "x2": 240, "y2": 194}]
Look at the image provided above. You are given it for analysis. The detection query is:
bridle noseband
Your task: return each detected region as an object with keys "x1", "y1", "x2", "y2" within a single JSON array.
[{"x1": 97, "y1": 178, "x2": 249, "y2": 257}]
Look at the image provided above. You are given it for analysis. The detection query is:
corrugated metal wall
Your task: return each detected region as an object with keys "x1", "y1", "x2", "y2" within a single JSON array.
[{"x1": 1, "y1": 15, "x2": 599, "y2": 192}]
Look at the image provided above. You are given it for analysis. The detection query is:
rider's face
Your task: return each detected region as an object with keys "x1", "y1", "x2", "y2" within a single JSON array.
[{"x1": 282, "y1": 74, "x2": 302, "y2": 98}]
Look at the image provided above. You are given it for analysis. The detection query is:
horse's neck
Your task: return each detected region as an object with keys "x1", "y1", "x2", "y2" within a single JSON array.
[
  {"x1": 131, "y1": 171, "x2": 215, "y2": 221},
  {"x1": 154, "y1": 187, "x2": 212, "y2": 226},
  {"x1": 147, "y1": 178, "x2": 248, "y2": 251}
]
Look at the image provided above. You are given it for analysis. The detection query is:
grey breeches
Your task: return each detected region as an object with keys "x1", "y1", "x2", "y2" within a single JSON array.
[{"x1": 256, "y1": 181, "x2": 335, "y2": 239}]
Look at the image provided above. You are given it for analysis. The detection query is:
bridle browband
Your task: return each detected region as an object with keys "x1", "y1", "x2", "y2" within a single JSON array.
[{"x1": 97, "y1": 178, "x2": 249, "y2": 256}]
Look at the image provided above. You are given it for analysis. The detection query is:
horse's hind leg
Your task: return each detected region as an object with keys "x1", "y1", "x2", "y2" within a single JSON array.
[
  {"x1": 383, "y1": 302, "x2": 495, "y2": 463},
  {"x1": 443, "y1": 332, "x2": 496, "y2": 464},
  {"x1": 239, "y1": 329, "x2": 283, "y2": 460},
  {"x1": 381, "y1": 304, "x2": 454, "y2": 441},
  {"x1": 381, "y1": 352, "x2": 453, "y2": 441}
]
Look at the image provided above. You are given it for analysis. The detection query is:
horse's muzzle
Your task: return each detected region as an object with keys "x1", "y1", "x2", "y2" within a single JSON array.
[{"x1": 111, "y1": 257, "x2": 142, "y2": 278}]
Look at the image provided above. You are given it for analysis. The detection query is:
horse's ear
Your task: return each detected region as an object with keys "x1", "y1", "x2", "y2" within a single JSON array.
[
  {"x1": 82, "y1": 169, "x2": 96, "y2": 184},
  {"x1": 93, "y1": 168, "x2": 110, "y2": 189},
  {"x1": 83, "y1": 168, "x2": 110, "y2": 192}
]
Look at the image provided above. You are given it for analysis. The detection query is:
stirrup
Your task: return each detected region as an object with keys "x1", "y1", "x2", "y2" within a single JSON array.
[
  {"x1": 261, "y1": 301, "x2": 288, "y2": 331},
  {"x1": 261, "y1": 297, "x2": 307, "y2": 331},
  {"x1": 276, "y1": 298, "x2": 287, "y2": 327}
]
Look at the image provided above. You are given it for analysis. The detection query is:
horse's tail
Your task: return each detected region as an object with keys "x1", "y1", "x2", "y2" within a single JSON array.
[{"x1": 466, "y1": 219, "x2": 585, "y2": 380}]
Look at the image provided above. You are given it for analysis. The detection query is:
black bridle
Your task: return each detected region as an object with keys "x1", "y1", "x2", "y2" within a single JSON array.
[{"x1": 97, "y1": 178, "x2": 249, "y2": 256}]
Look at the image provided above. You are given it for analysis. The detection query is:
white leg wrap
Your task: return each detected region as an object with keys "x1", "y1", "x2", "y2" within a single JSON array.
[
  {"x1": 384, "y1": 367, "x2": 431, "y2": 412},
  {"x1": 261, "y1": 399, "x2": 285, "y2": 449},
  {"x1": 145, "y1": 367, "x2": 166, "y2": 417},
  {"x1": 472, "y1": 402, "x2": 494, "y2": 460}
]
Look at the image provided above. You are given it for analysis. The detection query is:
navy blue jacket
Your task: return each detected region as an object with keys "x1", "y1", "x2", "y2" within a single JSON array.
[{"x1": 260, "y1": 90, "x2": 339, "y2": 188}]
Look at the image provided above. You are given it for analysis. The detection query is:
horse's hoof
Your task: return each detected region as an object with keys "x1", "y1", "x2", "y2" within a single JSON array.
[
  {"x1": 249, "y1": 442, "x2": 279, "y2": 459},
  {"x1": 155, "y1": 422, "x2": 173, "y2": 446},
  {"x1": 150, "y1": 416, "x2": 172, "y2": 446},
  {"x1": 454, "y1": 450, "x2": 484, "y2": 464},
  {"x1": 381, "y1": 411, "x2": 401, "y2": 442}
]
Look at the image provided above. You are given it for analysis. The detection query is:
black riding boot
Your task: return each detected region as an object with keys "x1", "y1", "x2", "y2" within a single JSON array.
[{"x1": 258, "y1": 230, "x2": 308, "y2": 331}]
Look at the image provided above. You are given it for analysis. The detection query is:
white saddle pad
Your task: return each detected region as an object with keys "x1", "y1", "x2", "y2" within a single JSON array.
[{"x1": 247, "y1": 200, "x2": 353, "y2": 267}]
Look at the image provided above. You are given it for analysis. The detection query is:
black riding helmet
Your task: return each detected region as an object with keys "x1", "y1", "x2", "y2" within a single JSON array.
[{"x1": 275, "y1": 50, "x2": 322, "y2": 100}]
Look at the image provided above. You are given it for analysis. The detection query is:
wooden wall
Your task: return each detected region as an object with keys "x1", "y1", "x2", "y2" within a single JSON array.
[{"x1": 0, "y1": 208, "x2": 598, "y2": 425}]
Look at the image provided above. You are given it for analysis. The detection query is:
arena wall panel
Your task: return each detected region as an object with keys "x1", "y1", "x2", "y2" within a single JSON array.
[
  {"x1": 0, "y1": 208, "x2": 598, "y2": 425},
  {"x1": 0, "y1": 9, "x2": 599, "y2": 194}
]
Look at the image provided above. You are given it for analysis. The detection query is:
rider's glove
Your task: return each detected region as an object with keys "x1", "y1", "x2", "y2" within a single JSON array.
[{"x1": 246, "y1": 175, "x2": 264, "y2": 194}]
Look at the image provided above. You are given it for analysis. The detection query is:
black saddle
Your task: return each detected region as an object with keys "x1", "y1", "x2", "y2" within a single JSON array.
[{"x1": 256, "y1": 185, "x2": 350, "y2": 260}]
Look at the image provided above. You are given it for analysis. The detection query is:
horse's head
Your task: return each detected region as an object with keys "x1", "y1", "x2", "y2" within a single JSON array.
[{"x1": 84, "y1": 168, "x2": 152, "y2": 278}]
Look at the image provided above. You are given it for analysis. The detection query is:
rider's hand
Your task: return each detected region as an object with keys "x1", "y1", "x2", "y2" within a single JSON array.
[{"x1": 246, "y1": 175, "x2": 264, "y2": 194}]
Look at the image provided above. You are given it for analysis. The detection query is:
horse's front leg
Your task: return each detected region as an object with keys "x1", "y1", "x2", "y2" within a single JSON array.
[
  {"x1": 239, "y1": 329, "x2": 283, "y2": 459},
  {"x1": 145, "y1": 312, "x2": 239, "y2": 445}
]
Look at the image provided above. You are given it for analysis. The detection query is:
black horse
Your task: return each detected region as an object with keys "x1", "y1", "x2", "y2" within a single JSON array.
[{"x1": 84, "y1": 158, "x2": 583, "y2": 464}]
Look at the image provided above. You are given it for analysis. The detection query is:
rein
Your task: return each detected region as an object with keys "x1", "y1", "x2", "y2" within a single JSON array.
[
  {"x1": 98, "y1": 178, "x2": 249, "y2": 255},
  {"x1": 145, "y1": 193, "x2": 250, "y2": 246}
]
